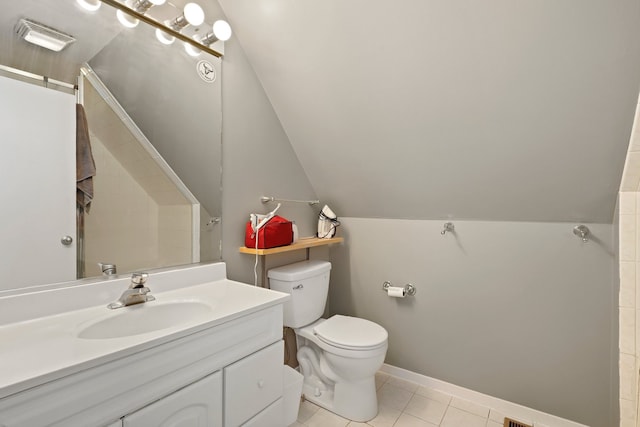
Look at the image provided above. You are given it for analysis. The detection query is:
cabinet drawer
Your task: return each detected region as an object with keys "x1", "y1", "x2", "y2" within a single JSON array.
[
  {"x1": 224, "y1": 341, "x2": 283, "y2": 427},
  {"x1": 123, "y1": 371, "x2": 222, "y2": 427},
  {"x1": 241, "y1": 398, "x2": 283, "y2": 427}
]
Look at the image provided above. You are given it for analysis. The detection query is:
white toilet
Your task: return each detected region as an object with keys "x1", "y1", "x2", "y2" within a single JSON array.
[{"x1": 268, "y1": 260, "x2": 388, "y2": 422}]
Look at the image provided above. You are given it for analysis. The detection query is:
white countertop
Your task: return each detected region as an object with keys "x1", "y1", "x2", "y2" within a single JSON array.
[{"x1": 0, "y1": 263, "x2": 288, "y2": 400}]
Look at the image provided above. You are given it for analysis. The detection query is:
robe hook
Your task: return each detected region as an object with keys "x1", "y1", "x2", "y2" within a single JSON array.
[{"x1": 573, "y1": 225, "x2": 590, "y2": 242}]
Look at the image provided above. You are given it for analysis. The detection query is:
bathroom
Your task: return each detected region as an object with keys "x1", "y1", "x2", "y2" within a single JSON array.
[{"x1": 0, "y1": 0, "x2": 638, "y2": 427}]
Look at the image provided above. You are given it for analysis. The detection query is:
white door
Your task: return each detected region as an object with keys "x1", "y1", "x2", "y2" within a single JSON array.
[
  {"x1": 123, "y1": 371, "x2": 223, "y2": 427},
  {"x1": 0, "y1": 75, "x2": 76, "y2": 290}
]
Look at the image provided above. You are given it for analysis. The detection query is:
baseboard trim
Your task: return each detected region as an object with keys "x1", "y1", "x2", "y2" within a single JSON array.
[{"x1": 380, "y1": 364, "x2": 589, "y2": 427}]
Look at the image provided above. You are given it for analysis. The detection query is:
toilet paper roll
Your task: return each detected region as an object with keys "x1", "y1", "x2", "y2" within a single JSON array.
[{"x1": 387, "y1": 286, "x2": 406, "y2": 298}]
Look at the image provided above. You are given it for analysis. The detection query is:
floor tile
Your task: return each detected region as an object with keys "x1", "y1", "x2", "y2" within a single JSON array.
[
  {"x1": 366, "y1": 404, "x2": 402, "y2": 427},
  {"x1": 488, "y1": 409, "x2": 506, "y2": 423},
  {"x1": 440, "y1": 406, "x2": 487, "y2": 427},
  {"x1": 450, "y1": 396, "x2": 490, "y2": 418},
  {"x1": 385, "y1": 376, "x2": 420, "y2": 393},
  {"x1": 377, "y1": 383, "x2": 413, "y2": 411},
  {"x1": 298, "y1": 400, "x2": 321, "y2": 423},
  {"x1": 415, "y1": 386, "x2": 453, "y2": 405},
  {"x1": 403, "y1": 394, "x2": 448, "y2": 425},
  {"x1": 305, "y1": 408, "x2": 350, "y2": 427},
  {"x1": 375, "y1": 371, "x2": 390, "y2": 390},
  {"x1": 393, "y1": 413, "x2": 439, "y2": 427},
  {"x1": 296, "y1": 371, "x2": 548, "y2": 427}
]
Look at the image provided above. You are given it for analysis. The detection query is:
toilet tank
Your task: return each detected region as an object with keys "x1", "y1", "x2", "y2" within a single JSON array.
[{"x1": 268, "y1": 260, "x2": 331, "y2": 328}]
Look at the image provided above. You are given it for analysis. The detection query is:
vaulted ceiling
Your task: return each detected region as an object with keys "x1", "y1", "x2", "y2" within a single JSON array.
[{"x1": 219, "y1": 0, "x2": 640, "y2": 223}]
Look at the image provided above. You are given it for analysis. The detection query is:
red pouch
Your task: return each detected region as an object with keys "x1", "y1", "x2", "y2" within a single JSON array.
[{"x1": 245, "y1": 215, "x2": 294, "y2": 249}]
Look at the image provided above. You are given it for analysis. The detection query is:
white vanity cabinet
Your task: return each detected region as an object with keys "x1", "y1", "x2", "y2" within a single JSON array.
[
  {"x1": 0, "y1": 303, "x2": 285, "y2": 427},
  {"x1": 120, "y1": 341, "x2": 284, "y2": 427},
  {"x1": 123, "y1": 371, "x2": 223, "y2": 427}
]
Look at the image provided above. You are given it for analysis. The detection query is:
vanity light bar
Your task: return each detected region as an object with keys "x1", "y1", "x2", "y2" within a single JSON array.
[{"x1": 99, "y1": 0, "x2": 223, "y2": 58}]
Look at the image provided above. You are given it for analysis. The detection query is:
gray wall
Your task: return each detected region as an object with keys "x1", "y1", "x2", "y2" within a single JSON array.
[
  {"x1": 220, "y1": 36, "x2": 321, "y2": 284},
  {"x1": 218, "y1": 9, "x2": 618, "y2": 425},
  {"x1": 89, "y1": 25, "x2": 222, "y2": 220},
  {"x1": 328, "y1": 218, "x2": 615, "y2": 427},
  {"x1": 219, "y1": 0, "x2": 640, "y2": 224}
]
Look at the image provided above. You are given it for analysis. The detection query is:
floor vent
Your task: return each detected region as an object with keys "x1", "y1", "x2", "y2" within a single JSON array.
[{"x1": 504, "y1": 418, "x2": 532, "y2": 427}]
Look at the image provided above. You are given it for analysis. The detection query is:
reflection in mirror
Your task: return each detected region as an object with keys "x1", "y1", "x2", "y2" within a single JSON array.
[{"x1": 0, "y1": 0, "x2": 222, "y2": 293}]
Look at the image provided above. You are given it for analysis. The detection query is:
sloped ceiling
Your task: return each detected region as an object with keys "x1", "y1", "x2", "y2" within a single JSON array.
[{"x1": 218, "y1": 0, "x2": 640, "y2": 223}]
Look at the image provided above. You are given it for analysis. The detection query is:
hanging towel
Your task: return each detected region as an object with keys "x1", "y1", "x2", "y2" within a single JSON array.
[{"x1": 76, "y1": 103, "x2": 96, "y2": 211}]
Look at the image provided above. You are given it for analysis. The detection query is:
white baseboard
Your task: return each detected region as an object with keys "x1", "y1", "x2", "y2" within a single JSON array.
[{"x1": 380, "y1": 364, "x2": 589, "y2": 427}]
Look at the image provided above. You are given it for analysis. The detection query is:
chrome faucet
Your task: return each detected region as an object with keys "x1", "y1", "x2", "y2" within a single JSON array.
[
  {"x1": 107, "y1": 273, "x2": 155, "y2": 309},
  {"x1": 98, "y1": 262, "x2": 117, "y2": 276}
]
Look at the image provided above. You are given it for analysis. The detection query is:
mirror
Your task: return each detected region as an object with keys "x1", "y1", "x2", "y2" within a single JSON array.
[{"x1": 0, "y1": 0, "x2": 222, "y2": 292}]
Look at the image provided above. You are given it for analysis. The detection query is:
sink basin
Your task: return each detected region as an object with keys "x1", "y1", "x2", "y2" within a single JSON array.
[{"x1": 77, "y1": 301, "x2": 213, "y2": 340}]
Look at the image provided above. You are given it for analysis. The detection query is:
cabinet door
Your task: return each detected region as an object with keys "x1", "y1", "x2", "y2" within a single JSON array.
[
  {"x1": 104, "y1": 421, "x2": 122, "y2": 427},
  {"x1": 241, "y1": 398, "x2": 283, "y2": 427},
  {"x1": 225, "y1": 341, "x2": 283, "y2": 427},
  {"x1": 124, "y1": 371, "x2": 222, "y2": 427}
]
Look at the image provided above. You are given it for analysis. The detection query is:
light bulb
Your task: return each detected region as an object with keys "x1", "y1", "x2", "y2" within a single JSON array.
[
  {"x1": 116, "y1": 10, "x2": 139, "y2": 28},
  {"x1": 212, "y1": 20, "x2": 232, "y2": 41},
  {"x1": 76, "y1": 0, "x2": 101, "y2": 12},
  {"x1": 183, "y1": 3, "x2": 205, "y2": 26},
  {"x1": 132, "y1": 0, "x2": 166, "y2": 13},
  {"x1": 184, "y1": 38, "x2": 201, "y2": 57},
  {"x1": 155, "y1": 28, "x2": 175, "y2": 45}
]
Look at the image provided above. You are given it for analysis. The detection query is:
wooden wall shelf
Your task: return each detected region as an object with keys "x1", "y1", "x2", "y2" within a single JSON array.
[{"x1": 239, "y1": 237, "x2": 344, "y2": 256}]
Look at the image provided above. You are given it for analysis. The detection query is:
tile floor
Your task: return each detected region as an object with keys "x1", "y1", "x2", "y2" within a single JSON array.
[{"x1": 289, "y1": 371, "x2": 546, "y2": 427}]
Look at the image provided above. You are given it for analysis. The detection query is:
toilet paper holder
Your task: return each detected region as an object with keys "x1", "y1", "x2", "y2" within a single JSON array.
[{"x1": 382, "y1": 281, "x2": 417, "y2": 297}]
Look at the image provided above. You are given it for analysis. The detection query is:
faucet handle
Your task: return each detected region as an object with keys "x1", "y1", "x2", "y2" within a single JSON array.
[
  {"x1": 98, "y1": 262, "x2": 117, "y2": 276},
  {"x1": 131, "y1": 272, "x2": 148, "y2": 288}
]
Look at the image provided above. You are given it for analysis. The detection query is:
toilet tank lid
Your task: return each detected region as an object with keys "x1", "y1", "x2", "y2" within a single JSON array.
[{"x1": 267, "y1": 260, "x2": 331, "y2": 281}]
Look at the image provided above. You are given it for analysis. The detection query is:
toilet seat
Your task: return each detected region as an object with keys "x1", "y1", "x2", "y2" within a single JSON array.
[{"x1": 313, "y1": 315, "x2": 387, "y2": 351}]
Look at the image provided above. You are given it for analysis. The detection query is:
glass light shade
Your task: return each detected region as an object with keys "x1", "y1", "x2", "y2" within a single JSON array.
[
  {"x1": 149, "y1": 0, "x2": 166, "y2": 4},
  {"x1": 116, "y1": 10, "x2": 139, "y2": 28},
  {"x1": 212, "y1": 20, "x2": 232, "y2": 41},
  {"x1": 76, "y1": 0, "x2": 101, "y2": 11},
  {"x1": 183, "y1": 3, "x2": 205, "y2": 26},
  {"x1": 155, "y1": 28, "x2": 175, "y2": 45}
]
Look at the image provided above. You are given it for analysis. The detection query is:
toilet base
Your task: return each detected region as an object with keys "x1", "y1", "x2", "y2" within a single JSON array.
[{"x1": 301, "y1": 376, "x2": 378, "y2": 422}]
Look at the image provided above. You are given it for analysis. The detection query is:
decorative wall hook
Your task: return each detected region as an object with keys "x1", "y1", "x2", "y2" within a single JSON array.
[
  {"x1": 573, "y1": 225, "x2": 590, "y2": 242},
  {"x1": 441, "y1": 222, "x2": 455, "y2": 235}
]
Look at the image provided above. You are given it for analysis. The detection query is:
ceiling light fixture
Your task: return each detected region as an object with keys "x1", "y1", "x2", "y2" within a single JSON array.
[
  {"x1": 15, "y1": 18, "x2": 76, "y2": 52},
  {"x1": 76, "y1": 0, "x2": 102, "y2": 12},
  {"x1": 155, "y1": 3, "x2": 204, "y2": 45},
  {"x1": 132, "y1": 0, "x2": 166, "y2": 13},
  {"x1": 116, "y1": 9, "x2": 139, "y2": 28},
  {"x1": 184, "y1": 20, "x2": 231, "y2": 57},
  {"x1": 98, "y1": 0, "x2": 228, "y2": 58},
  {"x1": 116, "y1": 0, "x2": 166, "y2": 29},
  {"x1": 201, "y1": 20, "x2": 232, "y2": 44}
]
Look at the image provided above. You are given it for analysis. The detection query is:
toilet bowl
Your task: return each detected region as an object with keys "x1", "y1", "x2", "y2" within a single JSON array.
[{"x1": 268, "y1": 260, "x2": 388, "y2": 422}]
